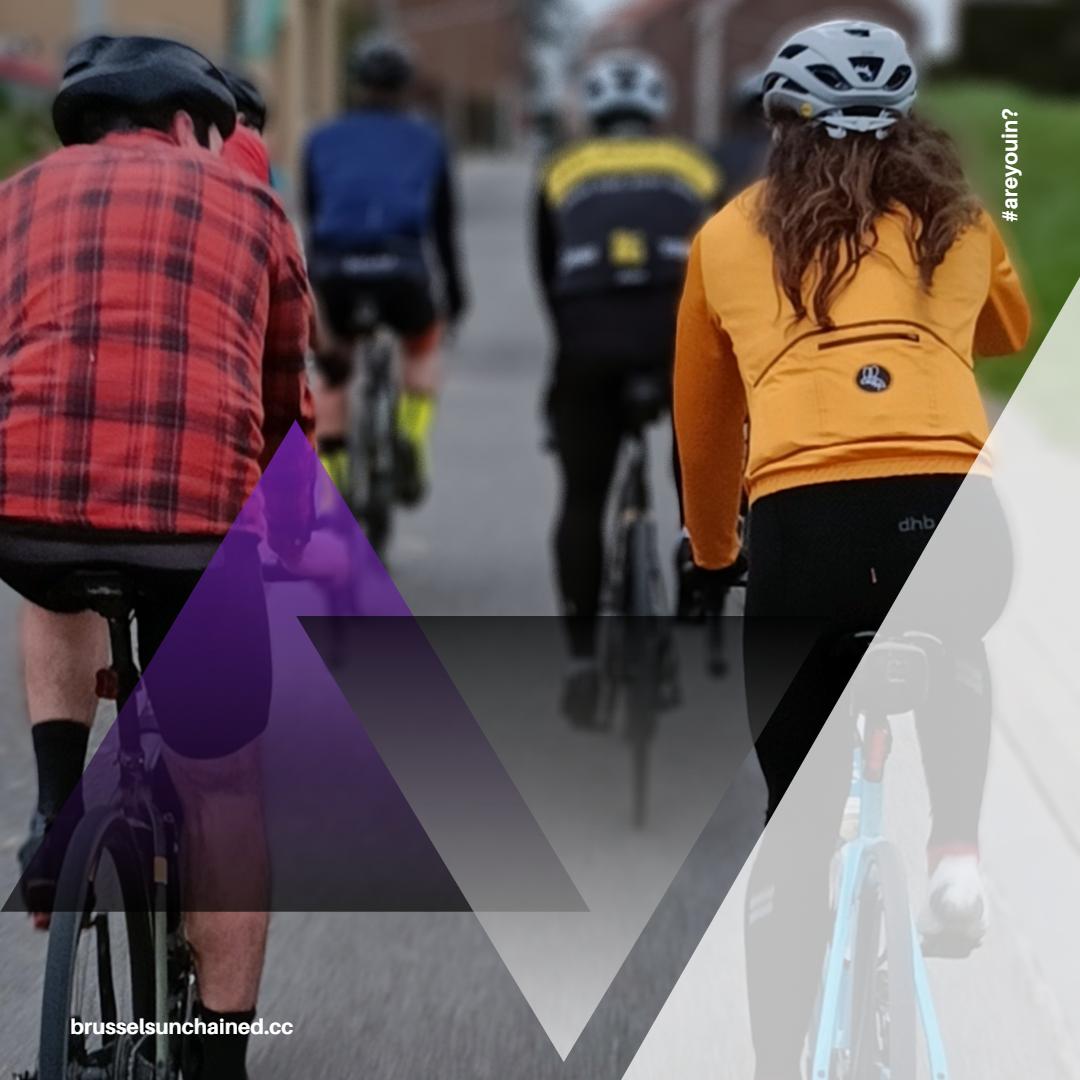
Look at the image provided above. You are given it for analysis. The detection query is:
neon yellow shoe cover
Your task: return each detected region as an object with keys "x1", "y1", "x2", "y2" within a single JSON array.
[
  {"x1": 395, "y1": 393, "x2": 437, "y2": 483},
  {"x1": 317, "y1": 447, "x2": 350, "y2": 511}
]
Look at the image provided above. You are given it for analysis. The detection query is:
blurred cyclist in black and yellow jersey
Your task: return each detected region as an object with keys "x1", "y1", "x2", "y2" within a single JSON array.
[
  {"x1": 303, "y1": 35, "x2": 467, "y2": 509},
  {"x1": 533, "y1": 49, "x2": 723, "y2": 724},
  {"x1": 674, "y1": 21, "x2": 1030, "y2": 1079}
]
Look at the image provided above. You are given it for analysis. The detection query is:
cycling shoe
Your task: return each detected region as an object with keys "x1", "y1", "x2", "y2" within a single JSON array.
[
  {"x1": 17, "y1": 811, "x2": 59, "y2": 929},
  {"x1": 17, "y1": 810, "x2": 48, "y2": 875},
  {"x1": 317, "y1": 447, "x2": 350, "y2": 501},
  {"x1": 17, "y1": 809, "x2": 93, "y2": 931},
  {"x1": 918, "y1": 853, "x2": 988, "y2": 957},
  {"x1": 561, "y1": 659, "x2": 602, "y2": 729}
]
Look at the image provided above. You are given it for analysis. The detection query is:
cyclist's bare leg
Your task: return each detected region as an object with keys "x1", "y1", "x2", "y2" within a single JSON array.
[
  {"x1": 401, "y1": 346, "x2": 441, "y2": 396},
  {"x1": 312, "y1": 335, "x2": 354, "y2": 500},
  {"x1": 164, "y1": 741, "x2": 269, "y2": 1012},
  {"x1": 312, "y1": 346, "x2": 351, "y2": 440},
  {"x1": 314, "y1": 382, "x2": 348, "y2": 440},
  {"x1": 18, "y1": 606, "x2": 109, "y2": 918},
  {"x1": 21, "y1": 603, "x2": 107, "y2": 726}
]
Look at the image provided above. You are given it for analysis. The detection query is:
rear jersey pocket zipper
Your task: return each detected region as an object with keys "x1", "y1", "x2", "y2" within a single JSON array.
[{"x1": 819, "y1": 331, "x2": 921, "y2": 350}]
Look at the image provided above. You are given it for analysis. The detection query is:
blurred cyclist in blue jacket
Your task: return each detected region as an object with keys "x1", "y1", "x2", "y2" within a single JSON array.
[{"x1": 303, "y1": 35, "x2": 467, "y2": 507}]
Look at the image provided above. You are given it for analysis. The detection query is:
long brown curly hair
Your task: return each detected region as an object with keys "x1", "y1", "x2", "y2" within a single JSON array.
[{"x1": 757, "y1": 113, "x2": 982, "y2": 327}]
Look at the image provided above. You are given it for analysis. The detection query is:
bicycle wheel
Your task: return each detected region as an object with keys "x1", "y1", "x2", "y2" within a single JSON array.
[
  {"x1": 845, "y1": 841, "x2": 918, "y2": 1080},
  {"x1": 39, "y1": 807, "x2": 157, "y2": 1080},
  {"x1": 625, "y1": 518, "x2": 659, "y2": 829},
  {"x1": 359, "y1": 345, "x2": 396, "y2": 558}
]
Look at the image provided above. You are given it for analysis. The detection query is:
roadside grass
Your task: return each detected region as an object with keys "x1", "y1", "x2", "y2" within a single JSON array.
[
  {"x1": 0, "y1": 97, "x2": 55, "y2": 181},
  {"x1": 920, "y1": 81, "x2": 1080, "y2": 441}
]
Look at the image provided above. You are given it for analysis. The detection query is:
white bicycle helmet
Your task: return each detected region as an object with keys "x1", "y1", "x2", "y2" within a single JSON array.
[
  {"x1": 762, "y1": 20, "x2": 917, "y2": 139},
  {"x1": 581, "y1": 50, "x2": 671, "y2": 125}
]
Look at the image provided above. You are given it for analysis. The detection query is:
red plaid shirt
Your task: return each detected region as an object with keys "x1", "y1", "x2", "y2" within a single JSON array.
[{"x1": 0, "y1": 130, "x2": 314, "y2": 537}]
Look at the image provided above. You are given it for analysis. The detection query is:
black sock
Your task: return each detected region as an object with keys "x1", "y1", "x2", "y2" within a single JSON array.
[
  {"x1": 317, "y1": 434, "x2": 347, "y2": 456},
  {"x1": 32, "y1": 720, "x2": 90, "y2": 824},
  {"x1": 194, "y1": 1004, "x2": 256, "y2": 1080}
]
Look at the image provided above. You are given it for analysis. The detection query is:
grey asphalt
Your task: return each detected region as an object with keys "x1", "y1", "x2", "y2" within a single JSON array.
[{"x1": 1, "y1": 157, "x2": 1077, "y2": 1079}]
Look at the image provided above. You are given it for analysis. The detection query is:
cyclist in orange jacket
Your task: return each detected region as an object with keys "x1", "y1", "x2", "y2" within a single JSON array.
[{"x1": 674, "y1": 21, "x2": 1030, "y2": 1079}]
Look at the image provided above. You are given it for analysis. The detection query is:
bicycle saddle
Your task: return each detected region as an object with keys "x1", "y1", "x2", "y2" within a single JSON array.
[
  {"x1": 845, "y1": 632, "x2": 939, "y2": 717},
  {"x1": 45, "y1": 569, "x2": 140, "y2": 621},
  {"x1": 349, "y1": 294, "x2": 382, "y2": 337}
]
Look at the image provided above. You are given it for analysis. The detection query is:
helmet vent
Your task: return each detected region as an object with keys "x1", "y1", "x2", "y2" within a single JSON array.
[
  {"x1": 809, "y1": 65, "x2": 852, "y2": 91},
  {"x1": 884, "y1": 64, "x2": 913, "y2": 91},
  {"x1": 848, "y1": 56, "x2": 883, "y2": 82},
  {"x1": 779, "y1": 44, "x2": 807, "y2": 59},
  {"x1": 844, "y1": 28, "x2": 871, "y2": 37}
]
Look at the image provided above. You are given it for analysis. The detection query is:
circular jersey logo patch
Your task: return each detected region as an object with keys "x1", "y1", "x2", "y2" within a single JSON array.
[{"x1": 856, "y1": 364, "x2": 891, "y2": 392}]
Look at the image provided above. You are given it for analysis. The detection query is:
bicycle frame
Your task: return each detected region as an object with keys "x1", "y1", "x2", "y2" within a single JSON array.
[
  {"x1": 810, "y1": 702, "x2": 951, "y2": 1080},
  {"x1": 94, "y1": 585, "x2": 178, "y2": 1075}
]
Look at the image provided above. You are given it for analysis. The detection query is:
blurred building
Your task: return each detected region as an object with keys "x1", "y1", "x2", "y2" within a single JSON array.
[
  {"x1": 1, "y1": 0, "x2": 526, "y2": 172},
  {"x1": 392, "y1": 0, "x2": 526, "y2": 149},
  {"x1": 589, "y1": 0, "x2": 930, "y2": 146},
  {"x1": 1, "y1": 0, "x2": 342, "y2": 184}
]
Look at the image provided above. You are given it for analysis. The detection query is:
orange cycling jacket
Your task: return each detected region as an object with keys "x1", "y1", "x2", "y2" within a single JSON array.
[{"x1": 674, "y1": 182, "x2": 1032, "y2": 570}]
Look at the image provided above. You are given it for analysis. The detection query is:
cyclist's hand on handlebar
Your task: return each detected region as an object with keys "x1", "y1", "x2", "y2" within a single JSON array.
[{"x1": 691, "y1": 553, "x2": 748, "y2": 612}]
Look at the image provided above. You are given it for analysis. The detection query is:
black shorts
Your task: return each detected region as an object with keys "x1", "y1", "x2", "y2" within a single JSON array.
[
  {"x1": 313, "y1": 273, "x2": 437, "y2": 343},
  {"x1": 0, "y1": 523, "x2": 271, "y2": 760}
]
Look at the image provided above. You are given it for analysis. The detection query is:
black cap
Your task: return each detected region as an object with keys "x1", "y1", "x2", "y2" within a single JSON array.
[
  {"x1": 223, "y1": 69, "x2": 267, "y2": 133},
  {"x1": 53, "y1": 35, "x2": 237, "y2": 146}
]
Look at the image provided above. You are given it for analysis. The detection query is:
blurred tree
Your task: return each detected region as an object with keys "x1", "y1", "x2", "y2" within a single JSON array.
[
  {"x1": 522, "y1": 0, "x2": 585, "y2": 141},
  {"x1": 337, "y1": 1, "x2": 379, "y2": 109},
  {"x1": 0, "y1": 89, "x2": 56, "y2": 180}
]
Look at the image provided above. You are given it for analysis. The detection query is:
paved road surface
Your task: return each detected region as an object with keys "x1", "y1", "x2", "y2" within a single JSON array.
[{"x1": 1, "y1": 157, "x2": 1077, "y2": 1079}]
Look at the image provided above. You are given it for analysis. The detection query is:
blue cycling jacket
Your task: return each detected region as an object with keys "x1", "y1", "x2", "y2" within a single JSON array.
[{"x1": 304, "y1": 109, "x2": 449, "y2": 252}]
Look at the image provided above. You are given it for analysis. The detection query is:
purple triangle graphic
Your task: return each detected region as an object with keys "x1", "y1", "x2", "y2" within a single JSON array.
[{"x1": 5, "y1": 425, "x2": 584, "y2": 914}]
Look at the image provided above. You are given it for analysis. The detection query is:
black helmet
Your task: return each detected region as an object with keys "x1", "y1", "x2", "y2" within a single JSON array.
[
  {"x1": 223, "y1": 69, "x2": 267, "y2": 133},
  {"x1": 348, "y1": 35, "x2": 414, "y2": 92},
  {"x1": 53, "y1": 35, "x2": 237, "y2": 147}
]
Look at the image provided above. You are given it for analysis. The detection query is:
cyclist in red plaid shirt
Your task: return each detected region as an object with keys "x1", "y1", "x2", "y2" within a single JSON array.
[{"x1": 0, "y1": 37, "x2": 313, "y2": 1080}]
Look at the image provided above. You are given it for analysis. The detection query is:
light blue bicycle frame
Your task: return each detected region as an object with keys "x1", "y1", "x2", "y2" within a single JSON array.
[{"x1": 810, "y1": 727, "x2": 951, "y2": 1080}]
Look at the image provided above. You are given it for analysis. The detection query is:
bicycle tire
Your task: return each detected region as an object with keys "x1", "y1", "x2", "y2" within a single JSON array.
[
  {"x1": 359, "y1": 345, "x2": 396, "y2": 559},
  {"x1": 847, "y1": 841, "x2": 918, "y2": 1080},
  {"x1": 346, "y1": 341, "x2": 371, "y2": 522},
  {"x1": 39, "y1": 807, "x2": 156, "y2": 1080},
  {"x1": 625, "y1": 518, "x2": 659, "y2": 829}
]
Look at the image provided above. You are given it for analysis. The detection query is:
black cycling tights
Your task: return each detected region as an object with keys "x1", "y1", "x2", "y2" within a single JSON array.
[
  {"x1": 551, "y1": 371, "x2": 680, "y2": 657},
  {"x1": 742, "y1": 474, "x2": 1012, "y2": 1079}
]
